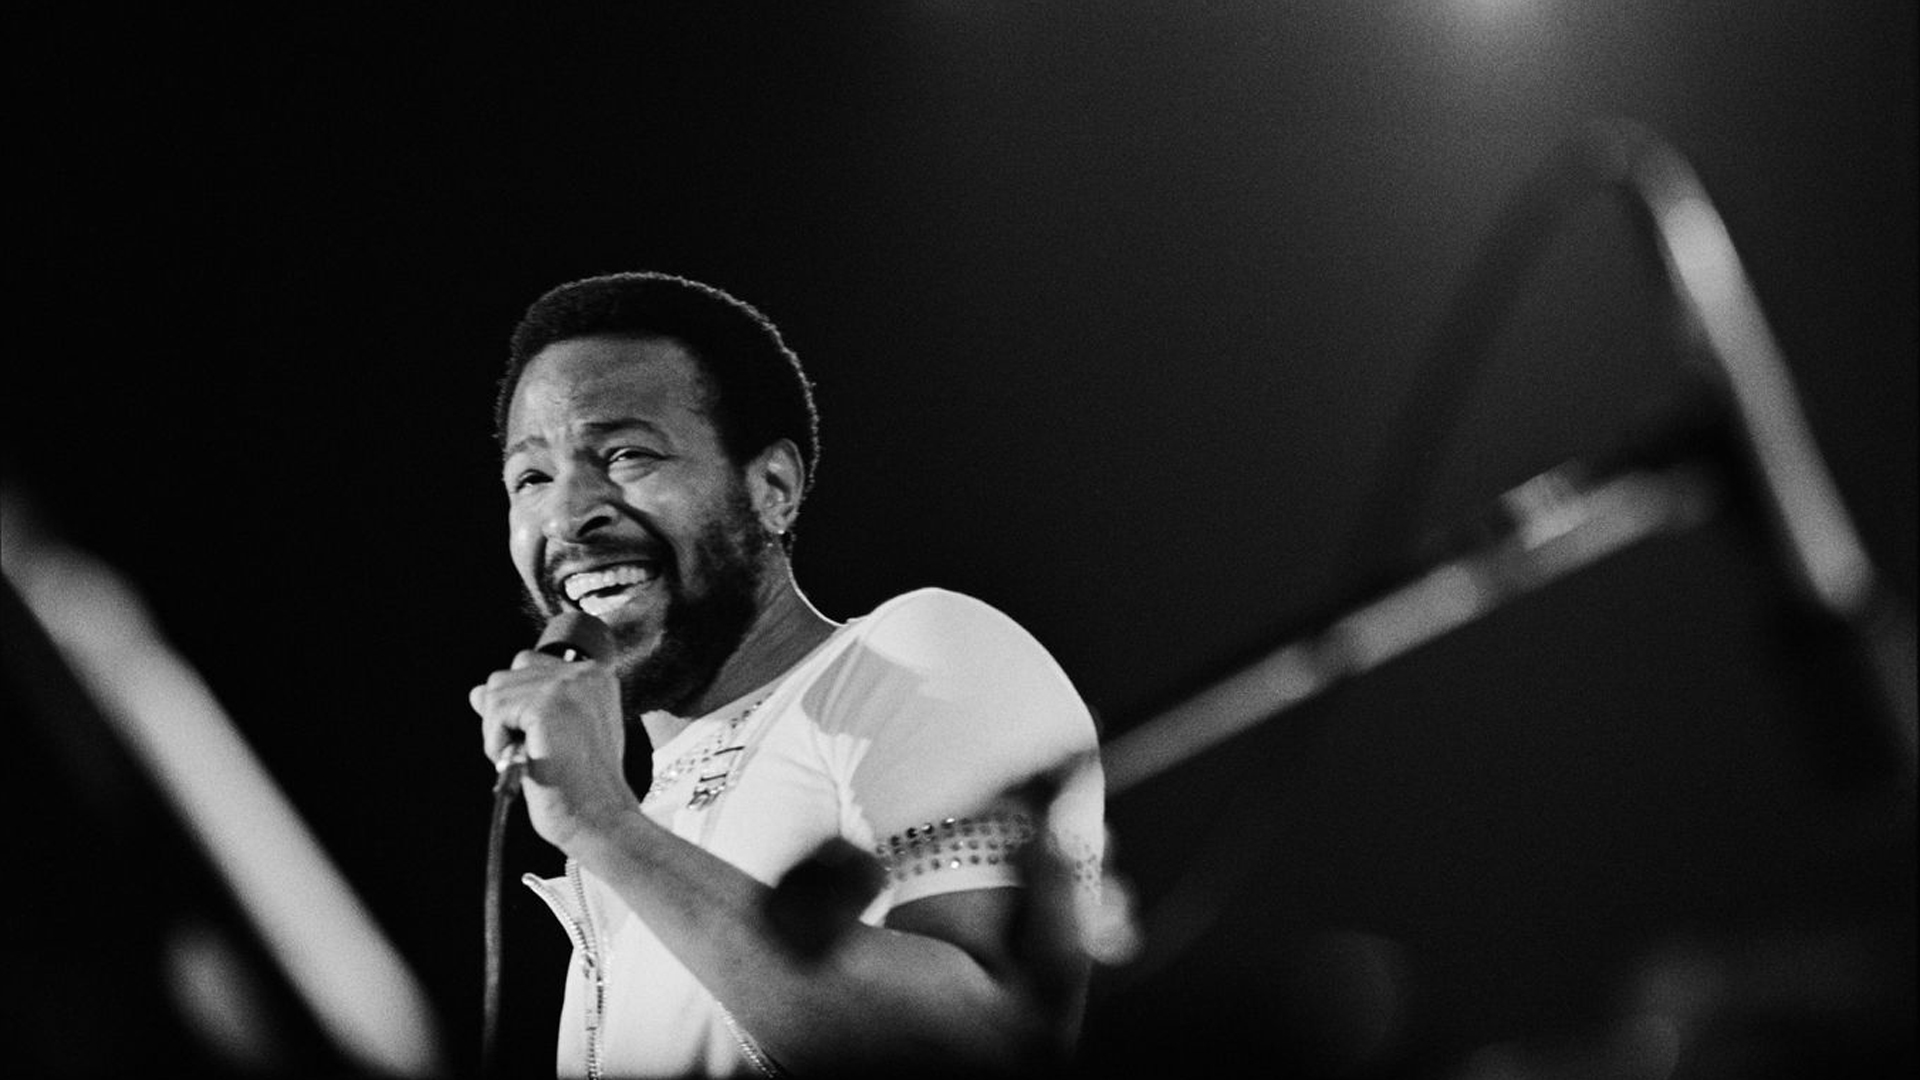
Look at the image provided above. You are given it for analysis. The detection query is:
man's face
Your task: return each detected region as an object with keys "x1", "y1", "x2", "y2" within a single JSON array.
[{"x1": 503, "y1": 335, "x2": 772, "y2": 714}]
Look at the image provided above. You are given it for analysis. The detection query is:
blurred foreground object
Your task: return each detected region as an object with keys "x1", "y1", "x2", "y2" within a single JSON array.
[
  {"x1": 1, "y1": 486, "x2": 443, "y2": 1076},
  {"x1": 1106, "y1": 116, "x2": 1916, "y2": 803},
  {"x1": 1088, "y1": 119, "x2": 1914, "y2": 1078}
]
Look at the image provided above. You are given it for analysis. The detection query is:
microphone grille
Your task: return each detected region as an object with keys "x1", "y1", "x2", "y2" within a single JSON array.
[{"x1": 536, "y1": 611, "x2": 614, "y2": 661}]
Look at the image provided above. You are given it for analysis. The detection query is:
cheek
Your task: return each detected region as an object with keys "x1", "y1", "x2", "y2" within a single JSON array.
[{"x1": 507, "y1": 516, "x2": 544, "y2": 587}]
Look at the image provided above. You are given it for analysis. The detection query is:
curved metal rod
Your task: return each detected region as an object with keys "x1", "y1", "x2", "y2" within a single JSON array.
[
  {"x1": 1608, "y1": 118, "x2": 1914, "y2": 778},
  {"x1": 1113, "y1": 119, "x2": 1915, "y2": 797}
]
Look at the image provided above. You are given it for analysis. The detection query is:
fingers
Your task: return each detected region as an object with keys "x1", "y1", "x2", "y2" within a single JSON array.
[
  {"x1": 510, "y1": 648, "x2": 561, "y2": 671},
  {"x1": 470, "y1": 682, "x2": 514, "y2": 765},
  {"x1": 476, "y1": 682, "x2": 516, "y2": 765},
  {"x1": 473, "y1": 652, "x2": 556, "y2": 765},
  {"x1": 471, "y1": 650, "x2": 616, "y2": 769}
]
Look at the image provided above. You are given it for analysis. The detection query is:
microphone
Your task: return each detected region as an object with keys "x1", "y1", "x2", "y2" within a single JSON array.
[
  {"x1": 484, "y1": 610, "x2": 611, "y2": 1071},
  {"x1": 536, "y1": 609, "x2": 615, "y2": 662},
  {"x1": 496, "y1": 611, "x2": 615, "y2": 774}
]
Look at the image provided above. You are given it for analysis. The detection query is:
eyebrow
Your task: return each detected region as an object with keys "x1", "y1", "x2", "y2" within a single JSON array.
[{"x1": 502, "y1": 418, "x2": 669, "y2": 462}]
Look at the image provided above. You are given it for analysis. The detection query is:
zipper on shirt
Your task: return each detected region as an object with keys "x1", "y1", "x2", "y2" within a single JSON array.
[{"x1": 524, "y1": 861, "x2": 605, "y2": 1080}]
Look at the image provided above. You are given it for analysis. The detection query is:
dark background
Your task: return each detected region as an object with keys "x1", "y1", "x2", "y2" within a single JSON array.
[{"x1": 12, "y1": 3, "x2": 1914, "y2": 1077}]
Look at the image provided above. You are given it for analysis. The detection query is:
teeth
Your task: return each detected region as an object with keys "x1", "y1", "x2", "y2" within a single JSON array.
[
  {"x1": 579, "y1": 592, "x2": 633, "y2": 619},
  {"x1": 561, "y1": 563, "x2": 657, "y2": 602}
]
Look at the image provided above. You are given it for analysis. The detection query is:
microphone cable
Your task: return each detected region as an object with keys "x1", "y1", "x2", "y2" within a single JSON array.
[
  {"x1": 482, "y1": 749, "x2": 527, "y2": 1075},
  {"x1": 479, "y1": 611, "x2": 611, "y2": 1076}
]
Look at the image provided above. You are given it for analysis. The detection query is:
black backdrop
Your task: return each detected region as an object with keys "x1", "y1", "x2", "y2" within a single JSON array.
[{"x1": 13, "y1": 4, "x2": 1914, "y2": 1076}]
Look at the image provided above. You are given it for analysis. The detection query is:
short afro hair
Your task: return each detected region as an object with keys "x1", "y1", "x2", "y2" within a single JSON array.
[{"x1": 495, "y1": 272, "x2": 820, "y2": 497}]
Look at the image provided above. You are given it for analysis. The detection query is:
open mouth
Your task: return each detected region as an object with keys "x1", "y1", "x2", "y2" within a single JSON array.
[{"x1": 559, "y1": 561, "x2": 661, "y2": 619}]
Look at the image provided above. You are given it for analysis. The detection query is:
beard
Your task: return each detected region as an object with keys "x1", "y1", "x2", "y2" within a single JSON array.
[
  {"x1": 612, "y1": 485, "x2": 769, "y2": 717},
  {"x1": 521, "y1": 478, "x2": 774, "y2": 719}
]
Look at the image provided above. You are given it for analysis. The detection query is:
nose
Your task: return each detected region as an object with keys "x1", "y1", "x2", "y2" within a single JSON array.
[{"x1": 540, "y1": 465, "x2": 620, "y2": 543}]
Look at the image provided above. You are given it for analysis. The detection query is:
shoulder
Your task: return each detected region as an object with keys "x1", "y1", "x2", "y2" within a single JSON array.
[
  {"x1": 849, "y1": 587, "x2": 1049, "y2": 658},
  {"x1": 811, "y1": 587, "x2": 1089, "y2": 732}
]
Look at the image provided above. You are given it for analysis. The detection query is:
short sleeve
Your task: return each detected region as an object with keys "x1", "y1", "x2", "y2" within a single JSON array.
[{"x1": 807, "y1": 589, "x2": 1104, "y2": 907}]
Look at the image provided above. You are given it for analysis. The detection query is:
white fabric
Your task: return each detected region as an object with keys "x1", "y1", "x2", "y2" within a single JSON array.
[{"x1": 529, "y1": 587, "x2": 1104, "y2": 1078}]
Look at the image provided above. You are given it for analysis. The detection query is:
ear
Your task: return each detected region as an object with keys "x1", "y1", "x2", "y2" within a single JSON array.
[{"x1": 745, "y1": 439, "x2": 806, "y2": 539}]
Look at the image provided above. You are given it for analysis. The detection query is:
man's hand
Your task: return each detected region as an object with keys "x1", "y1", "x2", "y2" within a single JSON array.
[{"x1": 470, "y1": 650, "x2": 635, "y2": 853}]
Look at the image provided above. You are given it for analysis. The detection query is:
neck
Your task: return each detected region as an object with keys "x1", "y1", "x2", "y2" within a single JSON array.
[{"x1": 639, "y1": 564, "x2": 836, "y2": 748}]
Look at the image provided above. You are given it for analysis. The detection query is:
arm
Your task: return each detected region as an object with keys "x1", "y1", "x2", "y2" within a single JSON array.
[
  {"x1": 474, "y1": 650, "x2": 1090, "y2": 1077},
  {"x1": 578, "y1": 811, "x2": 1085, "y2": 1076}
]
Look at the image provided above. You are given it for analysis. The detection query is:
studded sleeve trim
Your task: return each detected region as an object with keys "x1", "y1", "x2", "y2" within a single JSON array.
[{"x1": 871, "y1": 812, "x2": 1035, "y2": 885}]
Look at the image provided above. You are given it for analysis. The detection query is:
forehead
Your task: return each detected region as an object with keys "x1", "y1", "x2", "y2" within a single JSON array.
[{"x1": 505, "y1": 335, "x2": 715, "y2": 443}]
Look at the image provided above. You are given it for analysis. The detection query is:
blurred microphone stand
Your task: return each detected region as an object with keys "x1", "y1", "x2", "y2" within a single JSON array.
[
  {"x1": 1104, "y1": 118, "x2": 1916, "y2": 802},
  {"x1": 1102, "y1": 423, "x2": 1728, "y2": 795}
]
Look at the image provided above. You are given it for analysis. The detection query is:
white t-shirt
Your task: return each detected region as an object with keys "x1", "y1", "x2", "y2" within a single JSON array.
[{"x1": 526, "y1": 588, "x2": 1105, "y2": 1078}]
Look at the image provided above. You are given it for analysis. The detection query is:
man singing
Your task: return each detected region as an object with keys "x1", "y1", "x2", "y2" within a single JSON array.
[{"x1": 471, "y1": 272, "x2": 1105, "y2": 1077}]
